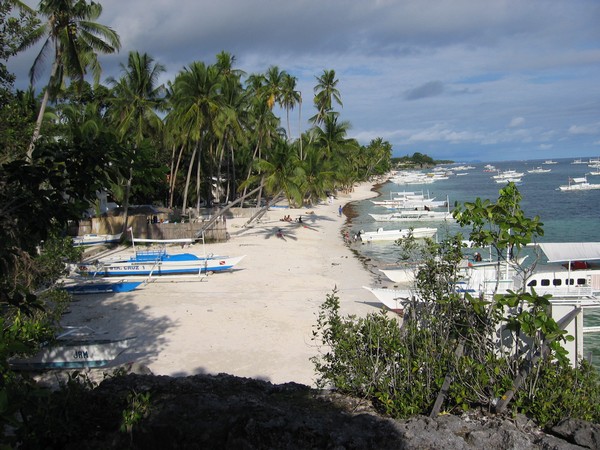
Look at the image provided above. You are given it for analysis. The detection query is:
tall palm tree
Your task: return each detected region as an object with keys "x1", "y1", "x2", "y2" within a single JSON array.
[
  {"x1": 264, "y1": 65, "x2": 284, "y2": 110},
  {"x1": 280, "y1": 73, "x2": 301, "y2": 141},
  {"x1": 23, "y1": 0, "x2": 121, "y2": 159},
  {"x1": 168, "y1": 61, "x2": 222, "y2": 213},
  {"x1": 310, "y1": 69, "x2": 342, "y2": 125},
  {"x1": 107, "y1": 50, "x2": 165, "y2": 233}
]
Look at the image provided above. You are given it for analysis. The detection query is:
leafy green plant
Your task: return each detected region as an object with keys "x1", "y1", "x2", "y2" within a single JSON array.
[{"x1": 120, "y1": 390, "x2": 152, "y2": 435}]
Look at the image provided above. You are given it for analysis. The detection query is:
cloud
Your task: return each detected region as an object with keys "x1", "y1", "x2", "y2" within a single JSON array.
[
  {"x1": 7, "y1": 0, "x2": 600, "y2": 162},
  {"x1": 403, "y1": 81, "x2": 445, "y2": 101},
  {"x1": 509, "y1": 117, "x2": 525, "y2": 128},
  {"x1": 568, "y1": 123, "x2": 600, "y2": 135}
]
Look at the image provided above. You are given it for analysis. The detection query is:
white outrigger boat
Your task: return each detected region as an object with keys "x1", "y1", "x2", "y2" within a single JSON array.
[
  {"x1": 8, "y1": 327, "x2": 134, "y2": 370},
  {"x1": 76, "y1": 236, "x2": 245, "y2": 277},
  {"x1": 359, "y1": 227, "x2": 437, "y2": 242},
  {"x1": 558, "y1": 176, "x2": 600, "y2": 191},
  {"x1": 72, "y1": 232, "x2": 122, "y2": 246},
  {"x1": 370, "y1": 210, "x2": 454, "y2": 222}
]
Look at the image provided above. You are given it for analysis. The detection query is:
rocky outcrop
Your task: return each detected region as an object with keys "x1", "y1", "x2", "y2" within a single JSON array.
[{"x1": 39, "y1": 370, "x2": 597, "y2": 449}]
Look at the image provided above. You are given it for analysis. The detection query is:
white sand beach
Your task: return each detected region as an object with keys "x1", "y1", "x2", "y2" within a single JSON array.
[{"x1": 63, "y1": 181, "x2": 386, "y2": 387}]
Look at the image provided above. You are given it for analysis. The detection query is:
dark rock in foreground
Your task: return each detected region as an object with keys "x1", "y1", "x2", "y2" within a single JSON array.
[{"x1": 52, "y1": 370, "x2": 598, "y2": 449}]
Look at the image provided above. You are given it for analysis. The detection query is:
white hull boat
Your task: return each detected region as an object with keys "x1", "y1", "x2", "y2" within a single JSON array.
[
  {"x1": 72, "y1": 232, "x2": 122, "y2": 246},
  {"x1": 77, "y1": 249, "x2": 245, "y2": 277},
  {"x1": 558, "y1": 176, "x2": 600, "y2": 191},
  {"x1": 359, "y1": 227, "x2": 437, "y2": 242},
  {"x1": 370, "y1": 211, "x2": 454, "y2": 222},
  {"x1": 9, "y1": 328, "x2": 134, "y2": 370},
  {"x1": 363, "y1": 286, "x2": 415, "y2": 314}
]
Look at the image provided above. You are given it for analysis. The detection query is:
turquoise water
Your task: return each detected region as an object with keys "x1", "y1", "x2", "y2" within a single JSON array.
[{"x1": 349, "y1": 157, "x2": 600, "y2": 365}]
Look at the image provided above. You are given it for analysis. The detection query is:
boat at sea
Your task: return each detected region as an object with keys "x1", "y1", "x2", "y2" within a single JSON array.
[
  {"x1": 369, "y1": 209, "x2": 454, "y2": 222},
  {"x1": 557, "y1": 176, "x2": 600, "y2": 191},
  {"x1": 491, "y1": 169, "x2": 524, "y2": 184},
  {"x1": 72, "y1": 232, "x2": 122, "y2": 246},
  {"x1": 364, "y1": 242, "x2": 600, "y2": 366},
  {"x1": 359, "y1": 227, "x2": 437, "y2": 242},
  {"x1": 527, "y1": 166, "x2": 551, "y2": 174},
  {"x1": 8, "y1": 327, "x2": 134, "y2": 370},
  {"x1": 543, "y1": 160, "x2": 558, "y2": 165}
]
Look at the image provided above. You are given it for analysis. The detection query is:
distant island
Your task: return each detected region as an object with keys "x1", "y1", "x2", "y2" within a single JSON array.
[{"x1": 392, "y1": 152, "x2": 453, "y2": 169}]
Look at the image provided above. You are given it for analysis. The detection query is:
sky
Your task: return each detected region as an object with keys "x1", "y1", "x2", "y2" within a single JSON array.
[{"x1": 7, "y1": 0, "x2": 600, "y2": 162}]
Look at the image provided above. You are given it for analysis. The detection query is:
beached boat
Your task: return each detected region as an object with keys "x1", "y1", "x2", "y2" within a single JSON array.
[
  {"x1": 77, "y1": 249, "x2": 245, "y2": 277},
  {"x1": 8, "y1": 328, "x2": 134, "y2": 370},
  {"x1": 380, "y1": 267, "x2": 418, "y2": 284},
  {"x1": 359, "y1": 227, "x2": 437, "y2": 242},
  {"x1": 72, "y1": 232, "x2": 122, "y2": 246},
  {"x1": 362, "y1": 286, "x2": 415, "y2": 314},
  {"x1": 62, "y1": 277, "x2": 143, "y2": 294},
  {"x1": 558, "y1": 176, "x2": 600, "y2": 191}
]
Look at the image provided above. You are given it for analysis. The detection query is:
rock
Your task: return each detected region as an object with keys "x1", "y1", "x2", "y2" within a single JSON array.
[
  {"x1": 24, "y1": 373, "x2": 598, "y2": 449},
  {"x1": 552, "y1": 418, "x2": 600, "y2": 449}
]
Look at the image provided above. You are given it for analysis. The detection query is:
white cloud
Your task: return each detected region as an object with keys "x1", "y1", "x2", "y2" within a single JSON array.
[{"x1": 509, "y1": 117, "x2": 525, "y2": 128}]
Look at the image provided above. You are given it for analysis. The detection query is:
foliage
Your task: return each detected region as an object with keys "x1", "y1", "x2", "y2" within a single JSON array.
[
  {"x1": 312, "y1": 185, "x2": 600, "y2": 428},
  {"x1": 120, "y1": 390, "x2": 152, "y2": 436}
]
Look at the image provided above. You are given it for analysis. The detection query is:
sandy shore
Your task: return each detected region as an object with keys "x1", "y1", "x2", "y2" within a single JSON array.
[{"x1": 64, "y1": 182, "x2": 386, "y2": 387}]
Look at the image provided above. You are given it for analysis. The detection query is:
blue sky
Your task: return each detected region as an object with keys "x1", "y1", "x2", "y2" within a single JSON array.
[{"x1": 8, "y1": 0, "x2": 600, "y2": 162}]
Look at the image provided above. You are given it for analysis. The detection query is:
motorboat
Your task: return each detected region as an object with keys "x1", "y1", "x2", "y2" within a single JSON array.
[{"x1": 557, "y1": 176, "x2": 600, "y2": 191}]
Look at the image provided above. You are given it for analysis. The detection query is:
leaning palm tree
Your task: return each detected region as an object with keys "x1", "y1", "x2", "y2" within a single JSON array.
[
  {"x1": 23, "y1": 0, "x2": 121, "y2": 159},
  {"x1": 106, "y1": 50, "x2": 166, "y2": 233}
]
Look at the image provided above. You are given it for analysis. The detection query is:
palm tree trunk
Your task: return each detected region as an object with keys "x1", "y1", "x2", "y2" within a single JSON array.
[
  {"x1": 182, "y1": 144, "x2": 198, "y2": 217},
  {"x1": 243, "y1": 191, "x2": 283, "y2": 227},
  {"x1": 198, "y1": 183, "x2": 264, "y2": 236},
  {"x1": 170, "y1": 143, "x2": 186, "y2": 208},
  {"x1": 120, "y1": 165, "x2": 133, "y2": 235}
]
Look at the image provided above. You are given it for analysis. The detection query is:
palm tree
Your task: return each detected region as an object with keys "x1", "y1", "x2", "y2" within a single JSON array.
[
  {"x1": 168, "y1": 61, "x2": 222, "y2": 214},
  {"x1": 310, "y1": 69, "x2": 342, "y2": 125},
  {"x1": 280, "y1": 73, "x2": 301, "y2": 141},
  {"x1": 264, "y1": 65, "x2": 284, "y2": 110},
  {"x1": 23, "y1": 0, "x2": 121, "y2": 159},
  {"x1": 106, "y1": 51, "x2": 166, "y2": 233}
]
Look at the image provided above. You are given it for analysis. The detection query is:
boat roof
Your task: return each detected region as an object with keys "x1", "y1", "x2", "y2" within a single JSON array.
[{"x1": 538, "y1": 243, "x2": 600, "y2": 262}]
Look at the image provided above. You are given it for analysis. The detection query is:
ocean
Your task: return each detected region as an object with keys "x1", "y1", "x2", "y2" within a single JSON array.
[
  {"x1": 349, "y1": 157, "x2": 600, "y2": 265},
  {"x1": 347, "y1": 157, "x2": 600, "y2": 365}
]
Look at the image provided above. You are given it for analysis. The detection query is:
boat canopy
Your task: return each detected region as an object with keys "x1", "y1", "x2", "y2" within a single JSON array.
[{"x1": 538, "y1": 243, "x2": 600, "y2": 262}]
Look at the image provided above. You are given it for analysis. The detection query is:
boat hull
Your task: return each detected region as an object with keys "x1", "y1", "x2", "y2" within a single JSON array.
[
  {"x1": 78, "y1": 254, "x2": 245, "y2": 277},
  {"x1": 360, "y1": 227, "x2": 437, "y2": 242},
  {"x1": 64, "y1": 280, "x2": 143, "y2": 294},
  {"x1": 8, "y1": 337, "x2": 134, "y2": 370},
  {"x1": 72, "y1": 233, "x2": 122, "y2": 246},
  {"x1": 363, "y1": 286, "x2": 415, "y2": 314}
]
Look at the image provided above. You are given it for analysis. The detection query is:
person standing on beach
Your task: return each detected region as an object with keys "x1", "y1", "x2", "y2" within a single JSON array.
[{"x1": 338, "y1": 205, "x2": 343, "y2": 217}]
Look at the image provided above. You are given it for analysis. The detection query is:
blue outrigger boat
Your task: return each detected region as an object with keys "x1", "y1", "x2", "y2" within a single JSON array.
[
  {"x1": 63, "y1": 278, "x2": 143, "y2": 294},
  {"x1": 77, "y1": 249, "x2": 245, "y2": 277}
]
